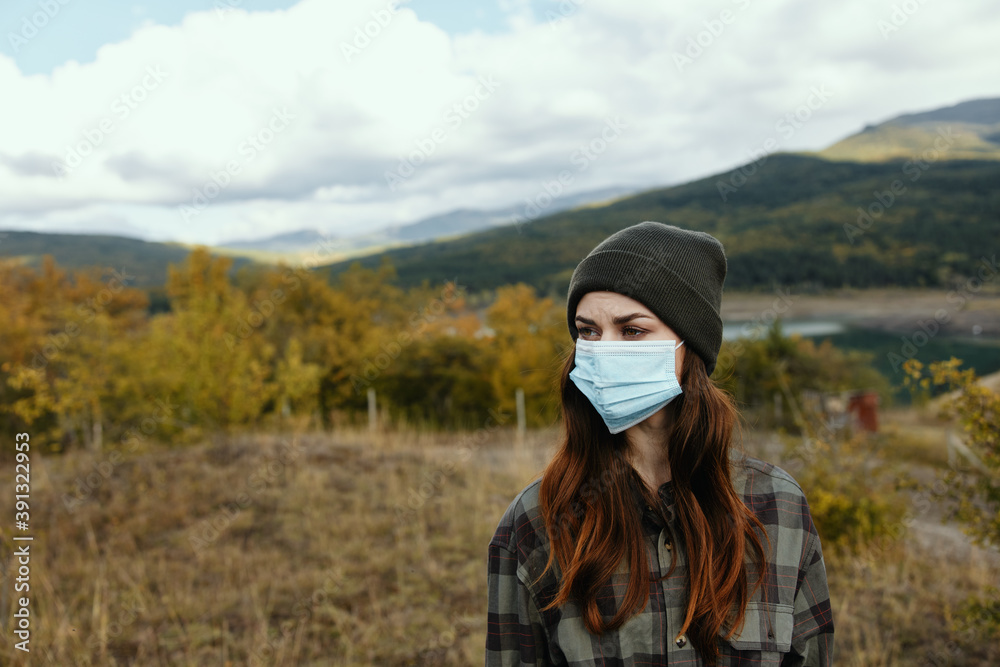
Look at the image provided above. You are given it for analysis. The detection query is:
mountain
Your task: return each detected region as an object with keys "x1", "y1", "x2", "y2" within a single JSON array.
[
  {"x1": 7, "y1": 99, "x2": 999, "y2": 296},
  {"x1": 224, "y1": 228, "x2": 329, "y2": 253},
  {"x1": 819, "y1": 97, "x2": 1000, "y2": 162},
  {"x1": 213, "y1": 186, "x2": 634, "y2": 262},
  {"x1": 384, "y1": 187, "x2": 634, "y2": 243},
  {"x1": 0, "y1": 187, "x2": 634, "y2": 288},
  {"x1": 0, "y1": 231, "x2": 255, "y2": 288},
  {"x1": 319, "y1": 154, "x2": 1000, "y2": 295}
]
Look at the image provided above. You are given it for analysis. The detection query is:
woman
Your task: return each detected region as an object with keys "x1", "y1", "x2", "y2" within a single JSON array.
[{"x1": 486, "y1": 221, "x2": 834, "y2": 666}]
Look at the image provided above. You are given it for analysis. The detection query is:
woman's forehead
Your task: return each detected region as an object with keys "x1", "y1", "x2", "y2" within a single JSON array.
[{"x1": 576, "y1": 291, "x2": 652, "y2": 315}]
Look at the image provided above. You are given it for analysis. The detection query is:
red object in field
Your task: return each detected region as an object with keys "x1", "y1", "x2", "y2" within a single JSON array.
[{"x1": 847, "y1": 391, "x2": 879, "y2": 432}]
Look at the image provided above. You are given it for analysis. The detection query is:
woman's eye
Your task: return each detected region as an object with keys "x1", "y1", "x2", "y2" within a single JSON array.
[
  {"x1": 579, "y1": 327, "x2": 597, "y2": 337},
  {"x1": 622, "y1": 326, "x2": 643, "y2": 337}
]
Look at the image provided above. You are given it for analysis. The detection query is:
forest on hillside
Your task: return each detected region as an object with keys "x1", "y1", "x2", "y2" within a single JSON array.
[
  {"x1": 0, "y1": 250, "x2": 887, "y2": 453},
  {"x1": 323, "y1": 156, "x2": 1000, "y2": 295}
]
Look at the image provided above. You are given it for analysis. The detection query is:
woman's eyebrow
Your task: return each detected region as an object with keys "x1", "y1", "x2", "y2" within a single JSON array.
[
  {"x1": 575, "y1": 313, "x2": 653, "y2": 326},
  {"x1": 612, "y1": 313, "x2": 652, "y2": 325}
]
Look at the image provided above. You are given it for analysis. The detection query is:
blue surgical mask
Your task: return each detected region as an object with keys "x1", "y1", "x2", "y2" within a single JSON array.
[{"x1": 569, "y1": 339, "x2": 684, "y2": 434}]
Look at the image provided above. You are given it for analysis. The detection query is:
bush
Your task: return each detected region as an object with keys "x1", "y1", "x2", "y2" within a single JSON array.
[
  {"x1": 788, "y1": 432, "x2": 905, "y2": 551},
  {"x1": 904, "y1": 357, "x2": 1000, "y2": 638}
]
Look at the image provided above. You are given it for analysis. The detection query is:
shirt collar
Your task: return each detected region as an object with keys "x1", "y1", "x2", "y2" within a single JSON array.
[
  {"x1": 629, "y1": 473, "x2": 677, "y2": 526},
  {"x1": 657, "y1": 480, "x2": 675, "y2": 507}
]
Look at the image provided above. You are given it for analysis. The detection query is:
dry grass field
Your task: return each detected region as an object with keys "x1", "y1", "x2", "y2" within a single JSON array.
[{"x1": 1, "y1": 418, "x2": 997, "y2": 666}]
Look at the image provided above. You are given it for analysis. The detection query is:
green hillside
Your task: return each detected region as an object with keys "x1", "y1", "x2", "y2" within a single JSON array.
[
  {"x1": 320, "y1": 154, "x2": 1000, "y2": 295},
  {"x1": 0, "y1": 231, "x2": 256, "y2": 288},
  {"x1": 818, "y1": 97, "x2": 1000, "y2": 162},
  {"x1": 818, "y1": 123, "x2": 1000, "y2": 162}
]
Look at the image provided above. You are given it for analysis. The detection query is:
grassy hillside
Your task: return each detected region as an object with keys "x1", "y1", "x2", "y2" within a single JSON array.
[
  {"x1": 819, "y1": 123, "x2": 1000, "y2": 162},
  {"x1": 321, "y1": 155, "x2": 1000, "y2": 295},
  {"x1": 819, "y1": 97, "x2": 1000, "y2": 162}
]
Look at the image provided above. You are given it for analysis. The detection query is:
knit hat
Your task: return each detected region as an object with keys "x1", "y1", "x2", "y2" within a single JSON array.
[{"x1": 566, "y1": 221, "x2": 727, "y2": 376}]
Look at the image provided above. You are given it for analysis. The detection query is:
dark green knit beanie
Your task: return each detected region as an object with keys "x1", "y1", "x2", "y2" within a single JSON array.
[{"x1": 566, "y1": 221, "x2": 727, "y2": 376}]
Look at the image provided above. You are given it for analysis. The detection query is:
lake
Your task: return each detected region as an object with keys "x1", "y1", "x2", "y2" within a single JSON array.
[{"x1": 723, "y1": 319, "x2": 1000, "y2": 402}]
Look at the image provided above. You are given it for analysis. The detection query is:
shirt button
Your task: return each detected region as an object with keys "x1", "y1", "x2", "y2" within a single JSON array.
[
  {"x1": 664, "y1": 539, "x2": 672, "y2": 551},
  {"x1": 675, "y1": 634, "x2": 687, "y2": 648}
]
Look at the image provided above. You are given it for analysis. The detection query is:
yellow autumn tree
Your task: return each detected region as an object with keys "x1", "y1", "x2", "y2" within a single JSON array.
[
  {"x1": 0, "y1": 261, "x2": 49, "y2": 438},
  {"x1": 273, "y1": 337, "x2": 323, "y2": 424},
  {"x1": 136, "y1": 248, "x2": 275, "y2": 440},
  {"x1": 485, "y1": 283, "x2": 565, "y2": 427},
  {"x1": 5, "y1": 258, "x2": 148, "y2": 451},
  {"x1": 234, "y1": 260, "x2": 398, "y2": 424}
]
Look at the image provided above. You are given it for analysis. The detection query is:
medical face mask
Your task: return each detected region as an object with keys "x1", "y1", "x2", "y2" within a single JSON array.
[{"x1": 568, "y1": 339, "x2": 684, "y2": 434}]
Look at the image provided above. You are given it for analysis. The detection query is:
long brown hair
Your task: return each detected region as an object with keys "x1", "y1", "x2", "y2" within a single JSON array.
[{"x1": 537, "y1": 342, "x2": 768, "y2": 663}]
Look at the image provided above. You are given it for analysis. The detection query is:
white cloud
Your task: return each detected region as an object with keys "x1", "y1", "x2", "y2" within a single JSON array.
[{"x1": 0, "y1": 0, "x2": 998, "y2": 244}]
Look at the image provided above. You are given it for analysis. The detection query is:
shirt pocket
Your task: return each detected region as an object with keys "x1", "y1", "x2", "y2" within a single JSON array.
[{"x1": 717, "y1": 600, "x2": 794, "y2": 665}]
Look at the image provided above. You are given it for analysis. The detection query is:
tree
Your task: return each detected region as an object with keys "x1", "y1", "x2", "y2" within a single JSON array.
[
  {"x1": 4, "y1": 258, "x2": 148, "y2": 451},
  {"x1": 137, "y1": 248, "x2": 275, "y2": 438},
  {"x1": 715, "y1": 319, "x2": 891, "y2": 431},
  {"x1": 485, "y1": 284, "x2": 566, "y2": 427},
  {"x1": 273, "y1": 337, "x2": 322, "y2": 421}
]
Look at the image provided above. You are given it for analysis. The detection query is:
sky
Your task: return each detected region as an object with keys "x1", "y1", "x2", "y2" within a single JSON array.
[{"x1": 1, "y1": 0, "x2": 998, "y2": 245}]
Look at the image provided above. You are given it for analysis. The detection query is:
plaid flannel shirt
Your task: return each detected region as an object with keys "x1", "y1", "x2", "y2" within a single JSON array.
[{"x1": 486, "y1": 455, "x2": 834, "y2": 666}]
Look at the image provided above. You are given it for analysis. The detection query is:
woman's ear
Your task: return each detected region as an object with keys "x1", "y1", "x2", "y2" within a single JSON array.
[{"x1": 675, "y1": 342, "x2": 686, "y2": 384}]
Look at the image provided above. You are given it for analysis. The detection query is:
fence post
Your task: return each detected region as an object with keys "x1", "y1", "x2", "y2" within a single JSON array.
[
  {"x1": 367, "y1": 388, "x2": 377, "y2": 432},
  {"x1": 515, "y1": 387, "x2": 526, "y2": 449}
]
